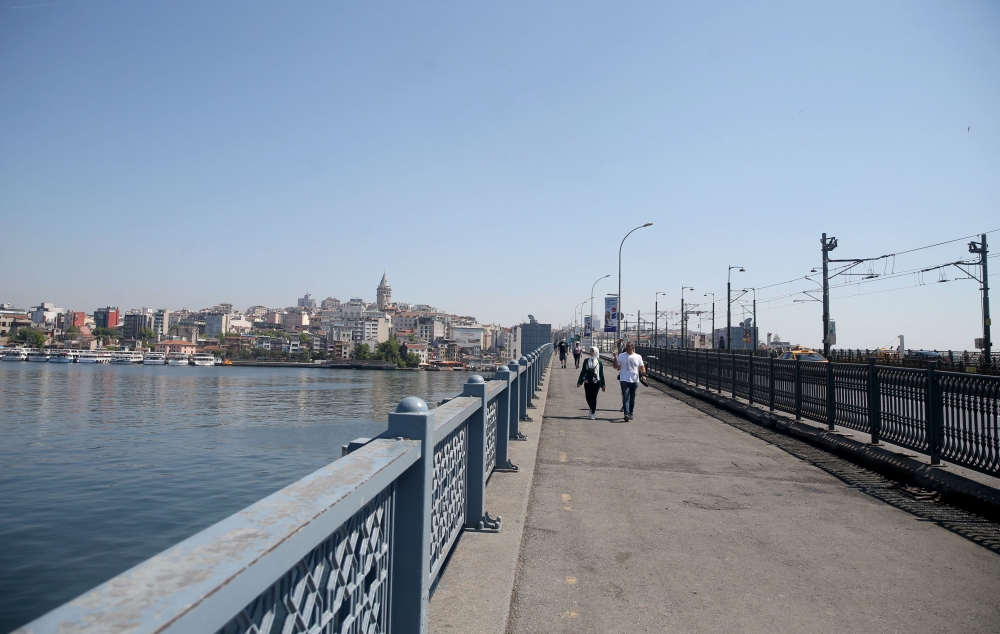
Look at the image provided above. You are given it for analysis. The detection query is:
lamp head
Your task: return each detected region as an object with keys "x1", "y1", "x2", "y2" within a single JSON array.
[
  {"x1": 739, "y1": 267, "x2": 745, "y2": 272},
  {"x1": 643, "y1": 222, "x2": 654, "y2": 227}
]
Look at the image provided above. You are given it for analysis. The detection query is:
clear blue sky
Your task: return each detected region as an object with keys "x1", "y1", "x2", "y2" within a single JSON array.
[{"x1": 1, "y1": 1, "x2": 997, "y2": 350}]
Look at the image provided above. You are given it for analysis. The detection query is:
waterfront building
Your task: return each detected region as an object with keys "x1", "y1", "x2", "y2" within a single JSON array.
[
  {"x1": 320, "y1": 297, "x2": 341, "y2": 309},
  {"x1": 297, "y1": 293, "x2": 317, "y2": 308},
  {"x1": 30, "y1": 302, "x2": 66, "y2": 326},
  {"x1": 246, "y1": 305, "x2": 269, "y2": 318},
  {"x1": 153, "y1": 309, "x2": 171, "y2": 336},
  {"x1": 122, "y1": 309, "x2": 155, "y2": 339},
  {"x1": 400, "y1": 342, "x2": 428, "y2": 363},
  {"x1": 154, "y1": 341, "x2": 197, "y2": 356},
  {"x1": 94, "y1": 307, "x2": 121, "y2": 329},
  {"x1": 281, "y1": 312, "x2": 310, "y2": 331},
  {"x1": 417, "y1": 316, "x2": 446, "y2": 345}
]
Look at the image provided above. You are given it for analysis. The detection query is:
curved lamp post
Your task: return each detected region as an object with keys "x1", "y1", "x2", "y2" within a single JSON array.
[
  {"x1": 618, "y1": 223, "x2": 654, "y2": 343},
  {"x1": 727, "y1": 266, "x2": 745, "y2": 350},
  {"x1": 681, "y1": 286, "x2": 695, "y2": 349},
  {"x1": 590, "y1": 274, "x2": 611, "y2": 348}
]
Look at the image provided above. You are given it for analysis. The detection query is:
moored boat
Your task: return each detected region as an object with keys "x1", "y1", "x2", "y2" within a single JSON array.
[
  {"x1": 49, "y1": 350, "x2": 79, "y2": 363},
  {"x1": 143, "y1": 352, "x2": 166, "y2": 365},
  {"x1": 192, "y1": 353, "x2": 216, "y2": 367},
  {"x1": 110, "y1": 352, "x2": 144, "y2": 364},
  {"x1": 166, "y1": 353, "x2": 190, "y2": 365},
  {"x1": 78, "y1": 351, "x2": 101, "y2": 363},
  {"x1": 27, "y1": 349, "x2": 50, "y2": 362},
  {"x1": 1, "y1": 348, "x2": 28, "y2": 361}
]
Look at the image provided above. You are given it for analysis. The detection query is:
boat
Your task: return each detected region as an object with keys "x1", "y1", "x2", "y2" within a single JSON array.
[
  {"x1": 27, "y1": 349, "x2": 50, "y2": 362},
  {"x1": 110, "y1": 351, "x2": 144, "y2": 364},
  {"x1": 143, "y1": 352, "x2": 166, "y2": 365},
  {"x1": 192, "y1": 353, "x2": 217, "y2": 367},
  {"x1": 50, "y1": 350, "x2": 79, "y2": 363},
  {"x1": 1, "y1": 348, "x2": 28, "y2": 361},
  {"x1": 166, "y1": 353, "x2": 190, "y2": 365},
  {"x1": 78, "y1": 351, "x2": 101, "y2": 363}
]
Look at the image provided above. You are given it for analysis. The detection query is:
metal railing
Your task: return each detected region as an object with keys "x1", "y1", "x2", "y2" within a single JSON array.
[
  {"x1": 636, "y1": 345, "x2": 1000, "y2": 477},
  {"x1": 17, "y1": 344, "x2": 552, "y2": 634}
]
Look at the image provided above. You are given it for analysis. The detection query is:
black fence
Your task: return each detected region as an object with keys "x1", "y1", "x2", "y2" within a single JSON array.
[{"x1": 636, "y1": 345, "x2": 1000, "y2": 477}]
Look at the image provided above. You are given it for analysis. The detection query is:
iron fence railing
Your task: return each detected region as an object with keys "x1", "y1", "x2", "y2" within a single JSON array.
[
  {"x1": 636, "y1": 345, "x2": 1000, "y2": 477},
  {"x1": 19, "y1": 345, "x2": 553, "y2": 634}
]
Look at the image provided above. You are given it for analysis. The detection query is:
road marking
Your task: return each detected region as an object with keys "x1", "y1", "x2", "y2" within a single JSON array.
[
  {"x1": 561, "y1": 611, "x2": 579, "y2": 618},
  {"x1": 559, "y1": 429, "x2": 565, "y2": 436},
  {"x1": 559, "y1": 451, "x2": 567, "y2": 462},
  {"x1": 562, "y1": 493, "x2": 572, "y2": 510},
  {"x1": 566, "y1": 576, "x2": 577, "y2": 584}
]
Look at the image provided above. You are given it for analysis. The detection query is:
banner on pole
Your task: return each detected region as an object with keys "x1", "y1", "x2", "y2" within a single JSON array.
[
  {"x1": 604, "y1": 297, "x2": 618, "y2": 333},
  {"x1": 583, "y1": 316, "x2": 592, "y2": 337}
]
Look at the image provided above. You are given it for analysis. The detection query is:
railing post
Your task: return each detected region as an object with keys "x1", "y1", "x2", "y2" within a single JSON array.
[
  {"x1": 509, "y1": 358, "x2": 527, "y2": 440},
  {"x1": 868, "y1": 359, "x2": 881, "y2": 445},
  {"x1": 518, "y1": 356, "x2": 531, "y2": 422},
  {"x1": 462, "y1": 375, "x2": 501, "y2": 531},
  {"x1": 748, "y1": 356, "x2": 755, "y2": 406},
  {"x1": 826, "y1": 361, "x2": 835, "y2": 431},
  {"x1": 768, "y1": 356, "x2": 775, "y2": 411},
  {"x1": 794, "y1": 359, "x2": 802, "y2": 420},
  {"x1": 493, "y1": 365, "x2": 519, "y2": 469},
  {"x1": 526, "y1": 352, "x2": 537, "y2": 409},
  {"x1": 731, "y1": 353, "x2": 737, "y2": 397},
  {"x1": 926, "y1": 361, "x2": 943, "y2": 465},
  {"x1": 387, "y1": 397, "x2": 435, "y2": 634}
]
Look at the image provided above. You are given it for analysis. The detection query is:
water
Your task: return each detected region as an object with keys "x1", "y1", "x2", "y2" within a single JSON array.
[{"x1": 0, "y1": 362, "x2": 474, "y2": 632}]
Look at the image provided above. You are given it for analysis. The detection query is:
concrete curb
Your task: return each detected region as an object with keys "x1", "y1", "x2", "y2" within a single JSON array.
[{"x1": 644, "y1": 368, "x2": 1000, "y2": 519}]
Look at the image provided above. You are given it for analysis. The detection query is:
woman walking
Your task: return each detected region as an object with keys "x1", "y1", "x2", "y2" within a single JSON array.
[
  {"x1": 572, "y1": 342, "x2": 583, "y2": 368},
  {"x1": 576, "y1": 346, "x2": 606, "y2": 419}
]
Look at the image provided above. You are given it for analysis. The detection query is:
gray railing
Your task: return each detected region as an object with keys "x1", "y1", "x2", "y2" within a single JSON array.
[
  {"x1": 16, "y1": 344, "x2": 552, "y2": 634},
  {"x1": 636, "y1": 345, "x2": 1000, "y2": 477}
]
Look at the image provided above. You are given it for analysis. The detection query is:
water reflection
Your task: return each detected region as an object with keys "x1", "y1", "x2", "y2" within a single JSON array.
[{"x1": 0, "y1": 363, "x2": 473, "y2": 631}]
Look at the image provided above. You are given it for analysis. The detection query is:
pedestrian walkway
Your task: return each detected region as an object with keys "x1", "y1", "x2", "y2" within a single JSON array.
[{"x1": 507, "y1": 359, "x2": 1000, "y2": 633}]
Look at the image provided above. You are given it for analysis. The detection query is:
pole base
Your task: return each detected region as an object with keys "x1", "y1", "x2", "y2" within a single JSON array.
[
  {"x1": 495, "y1": 460, "x2": 520, "y2": 472},
  {"x1": 511, "y1": 431, "x2": 529, "y2": 441},
  {"x1": 465, "y1": 512, "x2": 502, "y2": 533}
]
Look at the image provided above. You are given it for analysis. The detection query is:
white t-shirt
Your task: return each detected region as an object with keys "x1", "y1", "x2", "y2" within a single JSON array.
[{"x1": 616, "y1": 352, "x2": 644, "y2": 383}]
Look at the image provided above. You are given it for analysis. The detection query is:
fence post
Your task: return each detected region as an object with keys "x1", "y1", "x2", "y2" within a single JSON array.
[
  {"x1": 926, "y1": 361, "x2": 943, "y2": 465},
  {"x1": 387, "y1": 397, "x2": 435, "y2": 634},
  {"x1": 826, "y1": 362, "x2": 835, "y2": 431},
  {"x1": 526, "y1": 352, "x2": 537, "y2": 409},
  {"x1": 731, "y1": 353, "x2": 737, "y2": 397},
  {"x1": 768, "y1": 356, "x2": 775, "y2": 412},
  {"x1": 462, "y1": 375, "x2": 500, "y2": 531},
  {"x1": 748, "y1": 357, "x2": 755, "y2": 406},
  {"x1": 518, "y1": 356, "x2": 531, "y2": 422},
  {"x1": 493, "y1": 365, "x2": 519, "y2": 470},
  {"x1": 868, "y1": 359, "x2": 881, "y2": 445},
  {"x1": 509, "y1": 358, "x2": 527, "y2": 440},
  {"x1": 794, "y1": 359, "x2": 802, "y2": 420}
]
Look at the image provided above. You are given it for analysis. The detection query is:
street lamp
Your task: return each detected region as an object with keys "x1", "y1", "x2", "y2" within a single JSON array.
[
  {"x1": 743, "y1": 287, "x2": 757, "y2": 350},
  {"x1": 727, "y1": 266, "x2": 745, "y2": 350},
  {"x1": 618, "y1": 223, "x2": 654, "y2": 343},
  {"x1": 681, "y1": 287, "x2": 695, "y2": 349},
  {"x1": 590, "y1": 274, "x2": 611, "y2": 349},
  {"x1": 654, "y1": 291, "x2": 667, "y2": 347},
  {"x1": 704, "y1": 293, "x2": 715, "y2": 349}
]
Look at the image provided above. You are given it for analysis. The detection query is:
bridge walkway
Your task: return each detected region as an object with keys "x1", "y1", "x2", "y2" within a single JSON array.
[{"x1": 506, "y1": 357, "x2": 1000, "y2": 633}]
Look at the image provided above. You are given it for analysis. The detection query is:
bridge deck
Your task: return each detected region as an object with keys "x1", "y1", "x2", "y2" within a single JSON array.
[{"x1": 508, "y1": 358, "x2": 1000, "y2": 633}]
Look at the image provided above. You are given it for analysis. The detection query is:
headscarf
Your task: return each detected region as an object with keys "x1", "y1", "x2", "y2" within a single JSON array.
[{"x1": 588, "y1": 346, "x2": 600, "y2": 370}]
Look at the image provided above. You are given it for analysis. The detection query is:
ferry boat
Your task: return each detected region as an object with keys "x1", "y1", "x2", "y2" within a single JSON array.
[
  {"x1": 50, "y1": 350, "x2": 79, "y2": 363},
  {"x1": 110, "y1": 352, "x2": 144, "y2": 364},
  {"x1": 79, "y1": 350, "x2": 113, "y2": 363},
  {"x1": 143, "y1": 352, "x2": 166, "y2": 365},
  {"x1": 166, "y1": 353, "x2": 190, "y2": 365},
  {"x1": 192, "y1": 353, "x2": 217, "y2": 367},
  {"x1": 27, "y1": 349, "x2": 51, "y2": 362},
  {"x1": 1, "y1": 348, "x2": 28, "y2": 361}
]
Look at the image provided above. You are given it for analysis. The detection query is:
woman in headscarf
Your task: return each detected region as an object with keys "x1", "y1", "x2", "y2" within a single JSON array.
[{"x1": 576, "y1": 346, "x2": 606, "y2": 419}]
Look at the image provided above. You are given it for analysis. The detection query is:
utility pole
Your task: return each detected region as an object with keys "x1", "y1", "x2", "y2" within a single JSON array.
[
  {"x1": 704, "y1": 293, "x2": 715, "y2": 350},
  {"x1": 970, "y1": 233, "x2": 992, "y2": 364},
  {"x1": 727, "y1": 267, "x2": 744, "y2": 350},
  {"x1": 821, "y1": 233, "x2": 837, "y2": 357},
  {"x1": 681, "y1": 286, "x2": 694, "y2": 349}
]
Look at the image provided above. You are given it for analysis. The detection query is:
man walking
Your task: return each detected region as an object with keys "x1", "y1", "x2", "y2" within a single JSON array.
[
  {"x1": 612, "y1": 341, "x2": 645, "y2": 422},
  {"x1": 558, "y1": 339, "x2": 569, "y2": 369}
]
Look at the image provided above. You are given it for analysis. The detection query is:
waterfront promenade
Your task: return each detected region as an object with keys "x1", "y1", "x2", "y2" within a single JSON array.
[{"x1": 504, "y1": 360, "x2": 1000, "y2": 633}]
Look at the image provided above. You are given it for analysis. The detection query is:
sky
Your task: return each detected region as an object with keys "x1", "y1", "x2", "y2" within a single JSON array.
[{"x1": 1, "y1": 1, "x2": 997, "y2": 350}]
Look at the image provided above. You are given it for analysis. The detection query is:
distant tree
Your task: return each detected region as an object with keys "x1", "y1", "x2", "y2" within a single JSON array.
[
  {"x1": 354, "y1": 343, "x2": 371, "y2": 360},
  {"x1": 66, "y1": 325, "x2": 80, "y2": 335},
  {"x1": 13, "y1": 327, "x2": 46, "y2": 348},
  {"x1": 93, "y1": 327, "x2": 120, "y2": 340},
  {"x1": 408, "y1": 333, "x2": 417, "y2": 342},
  {"x1": 404, "y1": 352, "x2": 421, "y2": 367},
  {"x1": 138, "y1": 327, "x2": 157, "y2": 341}
]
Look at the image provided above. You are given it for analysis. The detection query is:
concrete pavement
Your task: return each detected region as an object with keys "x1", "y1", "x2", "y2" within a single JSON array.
[{"x1": 507, "y1": 358, "x2": 1000, "y2": 633}]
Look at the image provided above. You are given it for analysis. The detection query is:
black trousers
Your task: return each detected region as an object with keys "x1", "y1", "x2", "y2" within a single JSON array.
[{"x1": 584, "y1": 382, "x2": 601, "y2": 413}]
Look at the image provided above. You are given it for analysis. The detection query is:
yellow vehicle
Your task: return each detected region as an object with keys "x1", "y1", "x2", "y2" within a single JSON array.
[
  {"x1": 222, "y1": 359, "x2": 233, "y2": 366},
  {"x1": 778, "y1": 349, "x2": 828, "y2": 362}
]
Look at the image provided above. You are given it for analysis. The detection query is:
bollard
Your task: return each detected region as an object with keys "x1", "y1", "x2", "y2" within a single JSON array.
[
  {"x1": 387, "y1": 397, "x2": 435, "y2": 634},
  {"x1": 462, "y1": 375, "x2": 501, "y2": 531}
]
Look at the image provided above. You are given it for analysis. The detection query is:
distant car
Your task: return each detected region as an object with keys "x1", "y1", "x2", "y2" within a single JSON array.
[
  {"x1": 779, "y1": 349, "x2": 828, "y2": 362},
  {"x1": 906, "y1": 350, "x2": 944, "y2": 360}
]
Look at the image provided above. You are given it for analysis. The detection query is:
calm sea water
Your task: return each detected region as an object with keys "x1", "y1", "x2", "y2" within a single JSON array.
[{"x1": 0, "y1": 362, "x2": 474, "y2": 632}]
